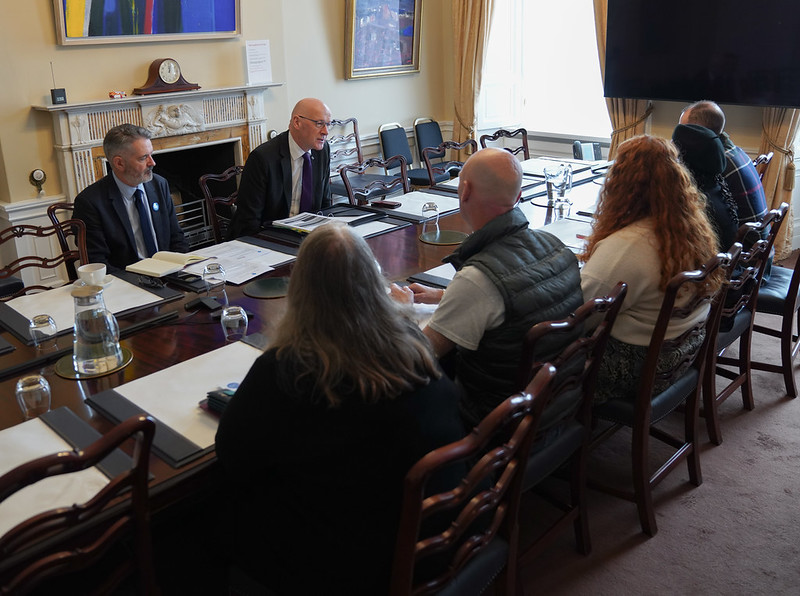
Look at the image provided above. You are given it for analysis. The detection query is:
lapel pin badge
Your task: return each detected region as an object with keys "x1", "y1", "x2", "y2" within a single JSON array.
[{"x1": 153, "y1": 202, "x2": 160, "y2": 211}]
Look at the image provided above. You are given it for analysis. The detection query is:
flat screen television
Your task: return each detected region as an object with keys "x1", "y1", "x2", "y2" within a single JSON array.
[{"x1": 603, "y1": 0, "x2": 800, "y2": 108}]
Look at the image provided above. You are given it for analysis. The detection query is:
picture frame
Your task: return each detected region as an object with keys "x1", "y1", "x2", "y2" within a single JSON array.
[
  {"x1": 53, "y1": 0, "x2": 241, "y2": 46},
  {"x1": 345, "y1": 0, "x2": 422, "y2": 80}
]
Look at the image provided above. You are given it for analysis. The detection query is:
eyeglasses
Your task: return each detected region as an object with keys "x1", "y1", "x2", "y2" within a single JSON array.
[{"x1": 297, "y1": 115, "x2": 333, "y2": 129}]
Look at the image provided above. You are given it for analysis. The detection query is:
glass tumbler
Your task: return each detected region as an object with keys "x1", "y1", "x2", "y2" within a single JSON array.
[
  {"x1": 220, "y1": 305, "x2": 248, "y2": 342},
  {"x1": 15, "y1": 375, "x2": 52, "y2": 420},
  {"x1": 29, "y1": 314, "x2": 58, "y2": 350},
  {"x1": 203, "y1": 263, "x2": 228, "y2": 306}
]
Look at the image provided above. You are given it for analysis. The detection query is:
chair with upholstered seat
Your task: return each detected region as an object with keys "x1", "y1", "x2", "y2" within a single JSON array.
[
  {"x1": 0, "y1": 415, "x2": 157, "y2": 595},
  {"x1": 198, "y1": 165, "x2": 244, "y2": 243},
  {"x1": 0, "y1": 219, "x2": 88, "y2": 298},
  {"x1": 479, "y1": 128, "x2": 530, "y2": 160},
  {"x1": 414, "y1": 118, "x2": 446, "y2": 168},
  {"x1": 340, "y1": 156, "x2": 410, "y2": 206},
  {"x1": 572, "y1": 141, "x2": 603, "y2": 161},
  {"x1": 752, "y1": 151, "x2": 774, "y2": 181},
  {"x1": 750, "y1": 244, "x2": 800, "y2": 398},
  {"x1": 390, "y1": 365, "x2": 556, "y2": 596},
  {"x1": 328, "y1": 117, "x2": 397, "y2": 204},
  {"x1": 704, "y1": 204, "x2": 789, "y2": 444},
  {"x1": 589, "y1": 252, "x2": 731, "y2": 536},
  {"x1": 421, "y1": 139, "x2": 478, "y2": 187},
  {"x1": 515, "y1": 282, "x2": 627, "y2": 563},
  {"x1": 379, "y1": 122, "x2": 449, "y2": 187}
]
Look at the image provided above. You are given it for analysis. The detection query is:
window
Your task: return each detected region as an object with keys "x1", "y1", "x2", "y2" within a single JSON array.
[{"x1": 478, "y1": 0, "x2": 611, "y2": 140}]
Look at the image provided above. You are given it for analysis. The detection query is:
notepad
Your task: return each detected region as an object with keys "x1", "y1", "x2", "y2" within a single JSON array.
[{"x1": 125, "y1": 251, "x2": 210, "y2": 277}]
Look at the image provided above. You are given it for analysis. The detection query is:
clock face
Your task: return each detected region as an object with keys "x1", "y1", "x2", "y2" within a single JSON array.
[{"x1": 158, "y1": 59, "x2": 181, "y2": 85}]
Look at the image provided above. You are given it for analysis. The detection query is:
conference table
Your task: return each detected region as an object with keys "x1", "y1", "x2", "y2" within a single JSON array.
[{"x1": 0, "y1": 163, "x2": 604, "y2": 571}]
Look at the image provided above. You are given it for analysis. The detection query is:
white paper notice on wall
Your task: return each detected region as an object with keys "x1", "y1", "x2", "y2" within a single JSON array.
[{"x1": 246, "y1": 40, "x2": 273, "y2": 85}]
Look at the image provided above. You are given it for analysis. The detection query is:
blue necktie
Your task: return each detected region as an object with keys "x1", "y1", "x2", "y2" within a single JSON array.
[
  {"x1": 299, "y1": 152, "x2": 313, "y2": 213},
  {"x1": 134, "y1": 189, "x2": 157, "y2": 257}
]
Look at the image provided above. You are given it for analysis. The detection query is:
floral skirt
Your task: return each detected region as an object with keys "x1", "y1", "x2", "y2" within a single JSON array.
[{"x1": 594, "y1": 331, "x2": 706, "y2": 404}]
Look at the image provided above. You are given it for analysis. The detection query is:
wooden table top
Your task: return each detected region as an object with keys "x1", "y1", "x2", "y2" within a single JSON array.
[{"x1": 0, "y1": 193, "x2": 588, "y2": 515}]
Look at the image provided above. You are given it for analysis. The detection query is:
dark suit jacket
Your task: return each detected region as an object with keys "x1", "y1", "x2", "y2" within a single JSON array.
[
  {"x1": 73, "y1": 173, "x2": 188, "y2": 271},
  {"x1": 228, "y1": 131, "x2": 331, "y2": 238}
]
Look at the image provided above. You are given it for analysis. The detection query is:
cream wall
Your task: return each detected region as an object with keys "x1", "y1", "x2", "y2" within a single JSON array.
[{"x1": 0, "y1": 0, "x2": 453, "y2": 205}]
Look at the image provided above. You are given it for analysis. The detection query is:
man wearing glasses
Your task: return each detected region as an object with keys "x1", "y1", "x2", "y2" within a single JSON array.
[{"x1": 229, "y1": 98, "x2": 332, "y2": 238}]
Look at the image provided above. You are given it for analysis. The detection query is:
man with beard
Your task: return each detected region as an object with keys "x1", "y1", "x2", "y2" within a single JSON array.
[{"x1": 73, "y1": 124, "x2": 188, "y2": 271}]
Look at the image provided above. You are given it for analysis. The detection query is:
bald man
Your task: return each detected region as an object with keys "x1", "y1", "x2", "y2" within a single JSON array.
[
  {"x1": 393, "y1": 148, "x2": 584, "y2": 428},
  {"x1": 228, "y1": 98, "x2": 332, "y2": 238},
  {"x1": 679, "y1": 100, "x2": 767, "y2": 228}
]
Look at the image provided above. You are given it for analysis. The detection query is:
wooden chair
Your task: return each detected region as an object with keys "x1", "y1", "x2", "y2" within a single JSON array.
[
  {"x1": 421, "y1": 139, "x2": 478, "y2": 186},
  {"x1": 515, "y1": 282, "x2": 627, "y2": 564},
  {"x1": 0, "y1": 219, "x2": 88, "y2": 299},
  {"x1": 752, "y1": 151, "x2": 774, "y2": 181},
  {"x1": 390, "y1": 365, "x2": 556, "y2": 596},
  {"x1": 198, "y1": 164, "x2": 244, "y2": 243},
  {"x1": 479, "y1": 128, "x2": 530, "y2": 160},
  {"x1": 328, "y1": 117, "x2": 398, "y2": 203},
  {"x1": 0, "y1": 415, "x2": 157, "y2": 595},
  {"x1": 379, "y1": 122, "x2": 446, "y2": 187},
  {"x1": 750, "y1": 241, "x2": 800, "y2": 398},
  {"x1": 46, "y1": 201, "x2": 83, "y2": 281},
  {"x1": 704, "y1": 204, "x2": 789, "y2": 444},
  {"x1": 590, "y1": 252, "x2": 731, "y2": 536},
  {"x1": 340, "y1": 156, "x2": 410, "y2": 206},
  {"x1": 414, "y1": 118, "x2": 446, "y2": 168}
]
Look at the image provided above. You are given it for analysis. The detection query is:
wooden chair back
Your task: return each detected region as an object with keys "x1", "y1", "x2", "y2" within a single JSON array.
[
  {"x1": 0, "y1": 220, "x2": 88, "y2": 299},
  {"x1": 329, "y1": 117, "x2": 400, "y2": 201},
  {"x1": 514, "y1": 282, "x2": 627, "y2": 561},
  {"x1": 390, "y1": 365, "x2": 556, "y2": 596},
  {"x1": 340, "y1": 156, "x2": 410, "y2": 205},
  {"x1": 752, "y1": 151, "x2": 773, "y2": 181},
  {"x1": 704, "y1": 203, "x2": 789, "y2": 444},
  {"x1": 479, "y1": 128, "x2": 530, "y2": 160},
  {"x1": 0, "y1": 416, "x2": 157, "y2": 595},
  {"x1": 46, "y1": 201, "x2": 81, "y2": 280},
  {"x1": 198, "y1": 164, "x2": 244, "y2": 243},
  {"x1": 422, "y1": 139, "x2": 477, "y2": 187}
]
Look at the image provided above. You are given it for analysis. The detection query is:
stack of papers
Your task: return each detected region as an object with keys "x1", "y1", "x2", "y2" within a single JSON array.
[{"x1": 181, "y1": 240, "x2": 296, "y2": 285}]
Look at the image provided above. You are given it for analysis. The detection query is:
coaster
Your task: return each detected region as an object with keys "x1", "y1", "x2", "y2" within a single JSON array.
[
  {"x1": 243, "y1": 277, "x2": 290, "y2": 299},
  {"x1": 55, "y1": 347, "x2": 134, "y2": 380},
  {"x1": 419, "y1": 230, "x2": 468, "y2": 246}
]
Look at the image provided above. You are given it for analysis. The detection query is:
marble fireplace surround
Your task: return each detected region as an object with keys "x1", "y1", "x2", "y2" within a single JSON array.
[{"x1": 33, "y1": 83, "x2": 282, "y2": 200}]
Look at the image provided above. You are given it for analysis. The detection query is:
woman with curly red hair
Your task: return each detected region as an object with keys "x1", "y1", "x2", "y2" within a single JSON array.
[{"x1": 580, "y1": 134, "x2": 723, "y2": 403}]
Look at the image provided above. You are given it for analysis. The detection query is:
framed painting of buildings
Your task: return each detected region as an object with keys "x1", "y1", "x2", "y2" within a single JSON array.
[
  {"x1": 53, "y1": 0, "x2": 240, "y2": 45},
  {"x1": 345, "y1": 0, "x2": 422, "y2": 79}
]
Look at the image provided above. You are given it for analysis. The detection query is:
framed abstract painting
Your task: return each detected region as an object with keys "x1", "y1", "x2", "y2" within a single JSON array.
[
  {"x1": 345, "y1": 0, "x2": 422, "y2": 80},
  {"x1": 53, "y1": 0, "x2": 240, "y2": 45}
]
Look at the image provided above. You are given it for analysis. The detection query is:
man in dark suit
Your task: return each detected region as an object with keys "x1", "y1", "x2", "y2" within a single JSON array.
[
  {"x1": 73, "y1": 124, "x2": 188, "y2": 271},
  {"x1": 228, "y1": 98, "x2": 332, "y2": 239}
]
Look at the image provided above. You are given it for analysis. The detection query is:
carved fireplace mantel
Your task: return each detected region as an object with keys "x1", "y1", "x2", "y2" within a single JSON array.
[{"x1": 33, "y1": 83, "x2": 283, "y2": 200}]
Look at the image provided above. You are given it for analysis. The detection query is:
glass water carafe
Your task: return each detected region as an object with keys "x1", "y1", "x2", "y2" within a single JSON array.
[{"x1": 71, "y1": 285, "x2": 123, "y2": 375}]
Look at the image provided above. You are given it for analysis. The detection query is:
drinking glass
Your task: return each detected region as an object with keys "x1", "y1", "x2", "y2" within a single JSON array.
[
  {"x1": 220, "y1": 306, "x2": 248, "y2": 342},
  {"x1": 29, "y1": 314, "x2": 58, "y2": 350},
  {"x1": 15, "y1": 375, "x2": 52, "y2": 420},
  {"x1": 421, "y1": 202, "x2": 440, "y2": 238},
  {"x1": 203, "y1": 263, "x2": 228, "y2": 306},
  {"x1": 543, "y1": 163, "x2": 573, "y2": 203}
]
